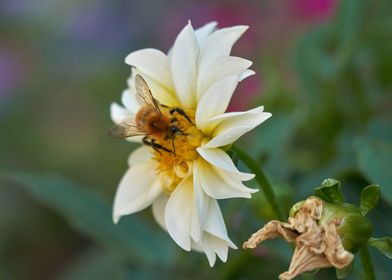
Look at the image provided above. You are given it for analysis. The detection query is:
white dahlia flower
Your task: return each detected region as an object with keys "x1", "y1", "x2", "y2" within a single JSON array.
[{"x1": 110, "y1": 21, "x2": 271, "y2": 266}]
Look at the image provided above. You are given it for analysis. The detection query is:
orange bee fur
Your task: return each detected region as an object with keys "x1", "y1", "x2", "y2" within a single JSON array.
[{"x1": 109, "y1": 74, "x2": 193, "y2": 154}]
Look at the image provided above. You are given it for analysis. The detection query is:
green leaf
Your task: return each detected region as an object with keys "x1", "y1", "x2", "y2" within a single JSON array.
[
  {"x1": 356, "y1": 138, "x2": 392, "y2": 206},
  {"x1": 249, "y1": 113, "x2": 301, "y2": 180},
  {"x1": 2, "y1": 172, "x2": 175, "y2": 265},
  {"x1": 57, "y1": 247, "x2": 127, "y2": 280},
  {"x1": 368, "y1": 237, "x2": 392, "y2": 259},
  {"x1": 293, "y1": 25, "x2": 334, "y2": 104},
  {"x1": 336, "y1": 0, "x2": 367, "y2": 60},
  {"x1": 314, "y1": 178, "x2": 344, "y2": 203},
  {"x1": 360, "y1": 184, "x2": 380, "y2": 215},
  {"x1": 336, "y1": 260, "x2": 354, "y2": 279}
]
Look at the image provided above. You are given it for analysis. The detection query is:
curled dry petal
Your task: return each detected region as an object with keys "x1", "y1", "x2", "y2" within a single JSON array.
[{"x1": 243, "y1": 197, "x2": 353, "y2": 280}]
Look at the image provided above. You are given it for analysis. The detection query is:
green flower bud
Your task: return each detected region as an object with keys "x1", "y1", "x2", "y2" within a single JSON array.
[{"x1": 318, "y1": 202, "x2": 373, "y2": 253}]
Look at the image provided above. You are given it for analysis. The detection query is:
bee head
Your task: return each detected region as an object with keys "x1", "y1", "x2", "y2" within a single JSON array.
[{"x1": 169, "y1": 125, "x2": 181, "y2": 135}]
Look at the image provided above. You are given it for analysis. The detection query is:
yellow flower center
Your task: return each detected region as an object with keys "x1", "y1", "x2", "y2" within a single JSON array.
[{"x1": 150, "y1": 109, "x2": 204, "y2": 194}]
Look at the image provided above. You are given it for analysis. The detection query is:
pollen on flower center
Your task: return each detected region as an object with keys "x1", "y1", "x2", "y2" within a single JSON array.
[{"x1": 151, "y1": 108, "x2": 204, "y2": 194}]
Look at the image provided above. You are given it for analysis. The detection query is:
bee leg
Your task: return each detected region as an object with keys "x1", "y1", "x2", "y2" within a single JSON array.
[
  {"x1": 142, "y1": 137, "x2": 162, "y2": 155},
  {"x1": 170, "y1": 108, "x2": 193, "y2": 124},
  {"x1": 142, "y1": 136, "x2": 150, "y2": 145},
  {"x1": 151, "y1": 139, "x2": 174, "y2": 154},
  {"x1": 171, "y1": 138, "x2": 176, "y2": 156},
  {"x1": 142, "y1": 136, "x2": 162, "y2": 155},
  {"x1": 143, "y1": 136, "x2": 174, "y2": 155},
  {"x1": 142, "y1": 136, "x2": 152, "y2": 146}
]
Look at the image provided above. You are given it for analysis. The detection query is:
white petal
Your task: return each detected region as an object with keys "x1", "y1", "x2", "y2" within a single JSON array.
[
  {"x1": 140, "y1": 72, "x2": 179, "y2": 107},
  {"x1": 204, "y1": 199, "x2": 237, "y2": 249},
  {"x1": 164, "y1": 177, "x2": 194, "y2": 251},
  {"x1": 125, "y1": 48, "x2": 174, "y2": 90},
  {"x1": 194, "y1": 157, "x2": 256, "y2": 199},
  {"x1": 194, "y1": 21, "x2": 217, "y2": 48},
  {"x1": 203, "y1": 107, "x2": 272, "y2": 148},
  {"x1": 197, "y1": 56, "x2": 252, "y2": 99},
  {"x1": 113, "y1": 161, "x2": 162, "y2": 223},
  {"x1": 131, "y1": 68, "x2": 179, "y2": 108},
  {"x1": 201, "y1": 234, "x2": 230, "y2": 266},
  {"x1": 121, "y1": 89, "x2": 139, "y2": 115},
  {"x1": 170, "y1": 21, "x2": 198, "y2": 109},
  {"x1": 193, "y1": 164, "x2": 211, "y2": 230},
  {"x1": 190, "y1": 194, "x2": 201, "y2": 243},
  {"x1": 126, "y1": 71, "x2": 136, "y2": 90},
  {"x1": 195, "y1": 76, "x2": 239, "y2": 131},
  {"x1": 211, "y1": 237, "x2": 229, "y2": 262},
  {"x1": 215, "y1": 168, "x2": 258, "y2": 195},
  {"x1": 200, "y1": 199, "x2": 237, "y2": 266},
  {"x1": 204, "y1": 126, "x2": 256, "y2": 149},
  {"x1": 166, "y1": 21, "x2": 214, "y2": 65},
  {"x1": 191, "y1": 240, "x2": 204, "y2": 253},
  {"x1": 165, "y1": 21, "x2": 214, "y2": 61},
  {"x1": 163, "y1": 162, "x2": 201, "y2": 244},
  {"x1": 126, "y1": 136, "x2": 143, "y2": 143},
  {"x1": 208, "y1": 107, "x2": 269, "y2": 130},
  {"x1": 239, "y1": 69, "x2": 255, "y2": 81},
  {"x1": 110, "y1": 103, "x2": 131, "y2": 124},
  {"x1": 197, "y1": 26, "x2": 248, "y2": 92},
  {"x1": 127, "y1": 146, "x2": 152, "y2": 166},
  {"x1": 196, "y1": 147, "x2": 254, "y2": 181},
  {"x1": 201, "y1": 235, "x2": 217, "y2": 267},
  {"x1": 152, "y1": 194, "x2": 169, "y2": 230},
  {"x1": 201, "y1": 25, "x2": 248, "y2": 59}
]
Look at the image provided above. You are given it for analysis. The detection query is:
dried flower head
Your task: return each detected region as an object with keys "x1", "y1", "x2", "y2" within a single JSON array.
[{"x1": 243, "y1": 197, "x2": 355, "y2": 280}]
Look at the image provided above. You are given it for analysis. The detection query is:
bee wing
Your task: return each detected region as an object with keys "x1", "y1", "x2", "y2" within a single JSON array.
[
  {"x1": 108, "y1": 118, "x2": 147, "y2": 138},
  {"x1": 135, "y1": 74, "x2": 161, "y2": 114}
]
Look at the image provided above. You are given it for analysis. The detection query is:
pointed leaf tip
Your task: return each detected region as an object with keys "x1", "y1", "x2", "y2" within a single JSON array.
[
  {"x1": 314, "y1": 178, "x2": 344, "y2": 204},
  {"x1": 360, "y1": 184, "x2": 380, "y2": 215},
  {"x1": 369, "y1": 237, "x2": 392, "y2": 259}
]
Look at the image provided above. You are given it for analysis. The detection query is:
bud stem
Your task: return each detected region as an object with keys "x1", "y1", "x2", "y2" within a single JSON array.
[
  {"x1": 360, "y1": 245, "x2": 375, "y2": 280},
  {"x1": 231, "y1": 146, "x2": 284, "y2": 220}
]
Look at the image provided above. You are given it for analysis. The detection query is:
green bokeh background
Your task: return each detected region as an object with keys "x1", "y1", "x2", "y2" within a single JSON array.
[{"x1": 1, "y1": 0, "x2": 391, "y2": 279}]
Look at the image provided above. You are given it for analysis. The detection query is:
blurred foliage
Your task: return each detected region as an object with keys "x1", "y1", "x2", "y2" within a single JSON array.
[
  {"x1": 1, "y1": 0, "x2": 391, "y2": 279},
  {"x1": 4, "y1": 172, "x2": 176, "y2": 265}
]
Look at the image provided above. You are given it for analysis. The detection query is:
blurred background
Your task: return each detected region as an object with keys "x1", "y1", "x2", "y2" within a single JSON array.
[{"x1": 1, "y1": 0, "x2": 391, "y2": 279}]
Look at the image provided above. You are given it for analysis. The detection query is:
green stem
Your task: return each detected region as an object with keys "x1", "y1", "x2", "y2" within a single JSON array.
[
  {"x1": 231, "y1": 146, "x2": 284, "y2": 220},
  {"x1": 360, "y1": 245, "x2": 375, "y2": 280}
]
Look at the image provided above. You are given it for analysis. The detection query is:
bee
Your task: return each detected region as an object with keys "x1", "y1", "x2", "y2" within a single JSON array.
[{"x1": 109, "y1": 74, "x2": 192, "y2": 155}]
